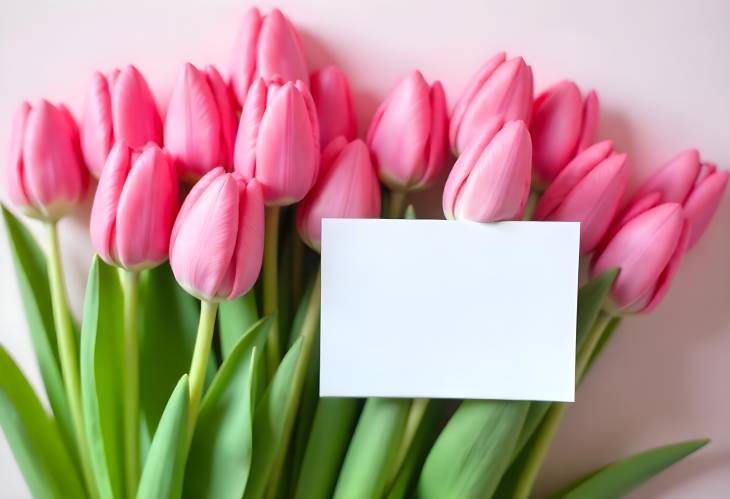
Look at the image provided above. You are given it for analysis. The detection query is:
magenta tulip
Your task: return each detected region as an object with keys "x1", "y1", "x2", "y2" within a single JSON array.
[
  {"x1": 530, "y1": 80, "x2": 599, "y2": 184},
  {"x1": 7, "y1": 100, "x2": 88, "y2": 221},
  {"x1": 164, "y1": 63, "x2": 238, "y2": 181},
  {"x1": 310, "y1": 65, "x2": 357, "y2": 149},
  {"x1": 367, "y1": 70, "x2": 448, "y2": 190},
  {"x1": 592, "y1": 203, "x2": 686, "y2": 314},
  {"x1": 81, "y1": 65, "x2": 162, "y2": 177},
  {"x1": 535, "y1": 140, "x2": 628, "y2": 254},
  {"x1": 228, "y1": 7, "x2": 308, "y2": 107},
  {"x1": 234, "y1": 77, "x2": 319, "y2": 206},
  {"x1": 89, "y1": 142, "x2": 178, "y2": 271},
  {"x1": 170, "y1": 167, "x2": 264, "y2": 301},
  {"x1": 297, "y1": 137, "x2": 381, "y2": 251},
  {"x1": 450, "y1": 53, "x2": 533, "y2": 155},
  {"x1": 442, "y1": 119, "x2": 532, "y2": 222}
]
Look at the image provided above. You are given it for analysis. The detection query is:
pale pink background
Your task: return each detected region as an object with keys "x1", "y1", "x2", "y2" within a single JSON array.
[{"x1": 1, "y1": 1, "x2": 729, "y2": 497}]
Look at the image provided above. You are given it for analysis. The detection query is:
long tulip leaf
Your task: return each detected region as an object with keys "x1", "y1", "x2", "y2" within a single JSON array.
[{"x1": 219, "y1": 291, "x2": 259, "y2": 359}]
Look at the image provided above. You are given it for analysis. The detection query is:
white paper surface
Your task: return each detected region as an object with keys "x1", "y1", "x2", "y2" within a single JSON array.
[{"x1": 319, "y1": 219, "x2": 580, "y2": 402}]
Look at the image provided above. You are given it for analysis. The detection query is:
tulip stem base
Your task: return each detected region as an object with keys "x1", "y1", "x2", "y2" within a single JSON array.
[
  {"x1": 387, "y1": 190, "x2": 406, "y2": 219},
  {"x1": 263, "y1": 206, "x2": 281, "y2": 379},
  {"x1": 120, "y1": 269, "x2": 140, "y2": 498},
  {"x1": 187, "y1": 299, "x2": 218, "y2": 437},
  {"x1": 389, "y1": 398, "x2": 429, "y2": 486}
]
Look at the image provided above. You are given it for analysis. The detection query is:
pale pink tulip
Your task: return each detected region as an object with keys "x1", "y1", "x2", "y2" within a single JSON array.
[
  {"x1": 229, "y1": 7, "x2": 308, "y2": 107},
  {"x1": 89, "y1": 142, "x2": 178, "y2": 270},
  {"x1": 592, "y1": 203, "x2": 686, "y2": 314},
  {"x1": 535, "y1": 140, "x2": 628, "y2": 254},
  {"x1": 81, "y1": 65, "x2": 162, "y2": 177},
  {"x1": 7, "y1": 100, "x2": 88, "y2": 221},
  {"x1": 310, "y1": 65, "x2": 357, "y2": 148},
  {"x1": 164, "y1": 63, "x2": 238, "y2": 180},
  {"x1": 297, "y1": 137, "x2": 381, "y2": 251},
  {"x1": 442, "y1": 119, "x2": 532, "y2": 222},
  {"x1": 234, "y1": 78, "x2": 319, "y2": 206},
  {"x1": 170, "y1": 167, "x2": 264, "y2": 301},
  {"x1": 450, "y1": 53, "x2": 533, "y2": 155},
  {"x1": 367, "y1": 70, "x2": 449, "y2": 190},
  {"x1": 530, "y1": 80, "x2": 599, "y2": 183}
]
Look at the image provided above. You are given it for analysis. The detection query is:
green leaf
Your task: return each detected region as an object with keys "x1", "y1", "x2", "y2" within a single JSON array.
[
  {"x1": 549, "y1": 439, "x2": 709, "y2": 499},
  {"x1": 80, "y1": 257, "x2": 126, "y2": 499},
  {"x1": 418, "y1": 400, "x2": 528, "y2": 499},
  {"x1": 586, "y1": 316, "x2": 622, "y2": 374},
  {"x1": 184, "y1": 317, "x2": 273, "y2": 499},
  {"x1": 404, "y1": 205, "x2": 417, "y2": 219},
  {"x1": 575, "y1": 268, "x2": 617, "y2": 350},
  {"x1": 1, "y1": 205, "x2": 75, "y2": 451},
  {"x1": 0, "y1": 345, "x2": 86, "y2": 499},
  {"x1": 219, "y1": 291, "x2": 259, "y2": 359},
  {"x1": 136, "y1": 375, "x2": 189, "y2": 499}
]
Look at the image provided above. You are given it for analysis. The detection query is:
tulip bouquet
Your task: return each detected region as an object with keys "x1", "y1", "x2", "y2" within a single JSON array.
[{"x1": 1, "y1": 6, "x2": 727, "y2": 499}]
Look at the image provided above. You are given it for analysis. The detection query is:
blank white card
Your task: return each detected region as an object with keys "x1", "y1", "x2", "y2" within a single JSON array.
[{"x1": 320, "y1": 219, "x2": 580, "y2": 402}]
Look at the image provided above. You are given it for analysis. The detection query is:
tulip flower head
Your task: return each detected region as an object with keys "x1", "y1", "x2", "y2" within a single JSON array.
[
  {"x1": 229, "y1": 7, "x2": 308, "y2": 107},
  {"x1": 7, "y1": 100, "x2": 88, "y2": 221},
  {"x1": 90, "y1": 142, "x2": 178, "y2": 271},
  {"x1": 535, "y1": 140, "x2": 628, "y2": 254},
  {"x1": 297, "y1": 137, "x2": 381, "y2": 251},
  {"x1": 442, "y1": 119, "x2": 532, "y2": 222},
  {"x1": 81, "y1": 65, "x2": 162, "y2": 177},
  {"x1": 164, "y1": 63, "x2": 238, "y2": 181},
  {"x1": 367, "y1": 70, "x2": 449, "y2": 191},
  {"x1": 530, "y1": 80, "x2": 599, "y2": 184},
  {"x1": 170, "y1": 167, "x2": 264, "y2": 302},
  {"x1": 234, "y1": 77, "x2": 320, "y2": 206},
  {"x1": 450, "y1": 52, "x2": 533, "y2": 155},
  {"x1": 310, "y1": 65, "x2": 357, "y2": 148}
]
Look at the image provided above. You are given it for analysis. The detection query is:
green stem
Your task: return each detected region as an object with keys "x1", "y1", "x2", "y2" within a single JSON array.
[
  {"x1": 389, "y1": 398, "x2": 429, "y2": 485},
  {"x1": 263, "y1": 206, "x2": 281, "y2": 378},
  {"x1": 387, "y1": 190, "x2": 406, "y2": 219},
  {"x1": 187, "y1": 299, "x2": 218, "y2": 437},
  {"x1": 522, "y1": 189, "x2": 539, "y2": 221},
  {"x1": 120, "y1": 270, "x2": 139, "y2": 498}
]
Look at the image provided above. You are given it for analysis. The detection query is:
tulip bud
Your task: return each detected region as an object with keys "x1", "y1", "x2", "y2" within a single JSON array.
[
  {"x1": 234, "y1": 78, "x2": 320, "y2": 206},
  {"x1": 229, "y1": 7, "x2": 308, "y2": 107},
  {"x1": 297, "y1": 137, "x2": 381, "y2": 251},
  {"x1": 630, "y1": 149, "x2": 728, "y2": 250},
  {"x1": 164, "y1": 63, "x2": 238, "y2": 181},
  {"x1": 310, "y1": 65, "x2": 357, "y2": 148},
  {"x1": 7, "y1": 100, "x2": 88, "y2": 221},
  {"x1": 535, "y1": 140, "x2": 627, "y2": 254},
  {"x1": 530, "y1": 80, "x2": 599, "y2": 183},
  {"x1": 81, "y1": 65, "x2": 162, "y2": 177},
  {"x1": 591, "y1": 203, "x2": 687, "y2": 314},
  {"x1": 89, "y1": 142, "x2": 178, "y2": 271},
  {"x1": 367, "y1": 70, "x2": 449, "y2": 191},
  {"x1": 450, "y1": 53, "x2": 533, "y2": 155},
  {"x1": 442, "y1": 119, "x2": 532, "y2": 222},
  {"x1": 170, "y1": 167, "x2": 264, "y2": 301}
]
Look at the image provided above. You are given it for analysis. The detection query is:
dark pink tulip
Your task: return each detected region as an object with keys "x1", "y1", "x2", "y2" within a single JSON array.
[
  {"x1": 7, "y1": 100, "x2": 88, "y2": 221},
  {"x1": 297, "y1": 137, "x2": 381, "y2": 251},
  {"x1": 89, "y1": 142, "x2": 178, "y2": 270},
  {"x1": 367, "y1": 70, "x2": 449, "y2": 190},
  {"x1": 530, "y1": 80, "x2": 599, "y2": 184},
  {"x1": 170, "y1": 167, "x2": 264, "y2": 301},
  {"x1": 310, "y1": 65, "x2": 357, "y2": 149},
  {"x1": 164, "y1": 63, "x2": 238, "y2": 181},
  {"x1": 81, "y1": 65, "x2": 162, "y2": 177},
  {"x1": 535, "y1": 140, "x2": 628, "y2": 254},
  {"x1": 228, "y1": 7, "x2": 309, "y2": 107},
  {"x1": 450, "y1": 52, "x2": 533, "y2": 155}
]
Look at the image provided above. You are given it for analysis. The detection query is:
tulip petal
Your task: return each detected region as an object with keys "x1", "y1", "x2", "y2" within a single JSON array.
[
  {"x1": 7, "y1": 102, "x2": 32, "y2": 210},
  {"x1": 112, "y1": 65, "x2": 162, "y2": 149},
  {"x1": 683, "y1": 169, "x2": 729, "y2": 249},
  {"x1": 418, "y1": 81, "x2": 449, "y2": 188},
  {"x1": 576, "y1": 90, "x2": 599, "y2": 153},
  {"x1": 256, "y1": 9, "x2": 308, "y2": 85},
  {"x1": 81, "y1": 71, "x2": 114, "y2": 176},
  {"x1": 634, "y1": 149, "x2": 701, "y2": 204},
  {"x1": 310, "y1": 65, "x2": 357, "y2": 147},
  {"x1": 642, "y1": 223, "x2": 688, "y2": 313},
  {"x1": 205, "y1": 65, "x2": 238, "y2": 169},
  {"x1": 234, "y1": 78, "x2": 268, "y2": 179},
  {"x1": 229, "y1": 6, "x2": 263, "y2": 106},
  {"x1": 170, "y1": 166, "x2": 227, "y2": 250}
]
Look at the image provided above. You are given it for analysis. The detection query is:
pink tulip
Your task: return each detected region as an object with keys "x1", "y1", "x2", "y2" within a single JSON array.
[
  {"x1": 170, "y1": 167, "x2": 264, "y2": 301},
  {"x1": 234, "y1": 77, "x2": 319, "y2": 206},
  {"x1": 297, "y1": 137, "x2": 381, "y2": 251},
  {"x1": 164, "y1": 63, "x2": 238, "y2": 181},
  {"x1": 630, "y1": 149, "x2": 728, "y2": 249},
  {"x1": 89, "y1": 142, "x2": 178, "y2": 271},
  {"x1": 7, "y1": 100, "x2": 88, "y2": 221},
  {"x1": 449, "y1": 53, "x2": 533, "y2": 155},
  {"x1": 442, "y1": 119, "x2": 532, "y2": 222},
  {"x1": 367, "y1": 70, "x2": 449, "y2": 190},
  {"x1": 535, "y1": 140, "x2": 628, "y2": 254},
  {"x1": 228, "y1": 7, "x2": 308, "y2": 107},
  {"x1": 592, "y1": 203, "x2": 687, "y2": 314},
  {"x1": 81, "y1": 65, "x2": 162, "y2": 177},
  {"x1": 530, "y1": 80, "x2": 599, "y2": 184},
  {"x1": 310, "y1": 65, "x2": 357, "y2": 149}
]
